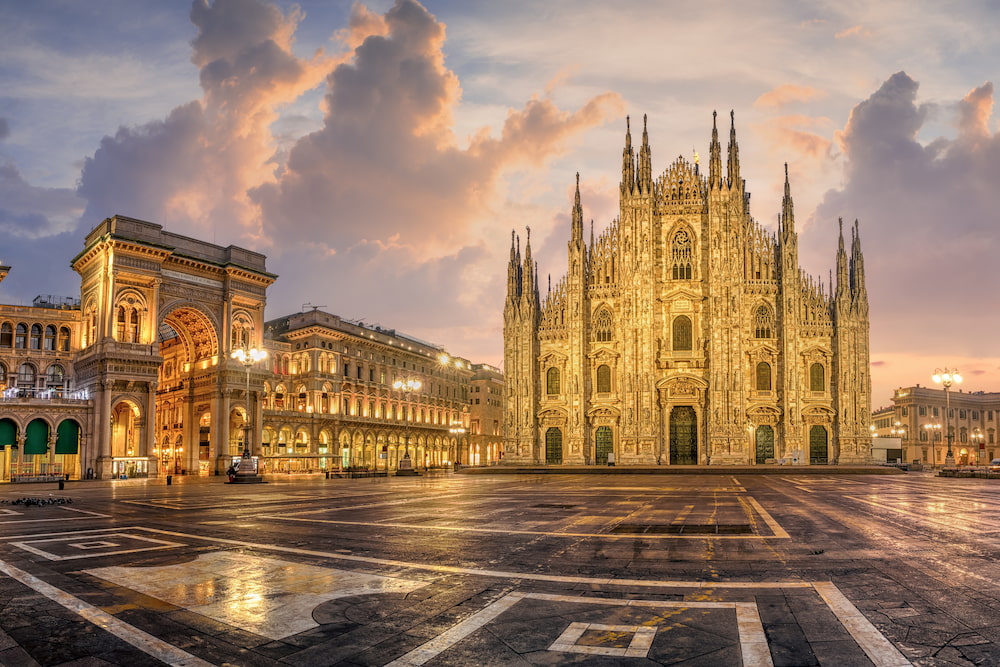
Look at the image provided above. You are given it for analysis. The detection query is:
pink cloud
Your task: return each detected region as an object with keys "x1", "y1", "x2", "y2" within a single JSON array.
[{"x1": 753, "y1": 84, "x2": 826, "y2": 109}]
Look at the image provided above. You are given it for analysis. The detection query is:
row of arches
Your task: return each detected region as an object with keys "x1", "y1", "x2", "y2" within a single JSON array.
[
  {"x1": 0, "y1": 417, "x2": 82, "y2": 480},
  {"x1": 0, "y1": 362, "x2": 68, "y2": 392},
  {"x1": 587, "y1": 303, "x2": 778, "y2": 346},
  {"x1": 0, "y1": 323, "x2": 71, "y2": 351}
]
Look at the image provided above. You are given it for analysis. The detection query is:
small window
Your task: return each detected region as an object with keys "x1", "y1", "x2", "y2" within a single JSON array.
[
  {"x1": 753, "y1": 305, "x2": 772, "y2": 339},
  {"x1": 596, "y1": 365, "x2": 611, "y2": 393},
  {"x1": 756, "y1": 361, "x2": 771, "y2": 391},
  {"x1": 809, "y1": 363, "x2": 825, "y2": 392},
  {"x1": 15, "y1": 323, "x2": 26, "y2": 349},
  {"x1": 546, "y1": 367, "x2": 560, "y2": 395},
  {"x1": 672, "y1": 316, "x2": 693, "y2": 351},
  {"x1": 593, "y1": 309, "x2": 613, "y2": 342},
  {"x1": 0, "y1": 323, "x2": 11, "y2": 347},
  {"x1": 30, "y1": 324, "x2": 42, "y2": 350}
]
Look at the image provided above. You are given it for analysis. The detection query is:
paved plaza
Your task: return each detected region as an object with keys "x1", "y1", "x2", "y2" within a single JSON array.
[{"x1": 0, "y1": 470, "x2": 997, "y2": 665}]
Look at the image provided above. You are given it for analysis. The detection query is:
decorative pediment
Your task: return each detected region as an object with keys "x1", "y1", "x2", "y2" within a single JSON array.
[
  {"x1": 587, "y1": 346, "x2": 620, "y2": 361},
  {"x1": 747, "y1": 405, "x2": 782, "y2": 417},
  {"x1": 586, "y1": 405, "x2": 622, "y2": 419},
  {"x1": 659, "y1": 288, "x2": 703, "y2": 303},
  {"x1": 655, "y1": 374, "x2": 709, "y2": 391},
  {"x1": 800, "y1": 345, "x2": 831, "y2": 362},
  {"x1": 802, "y1": 405, "x2": 836, "y2": 417},
  {"x1": 539, "y1": 350, "x2": 568, "y2": 364},
  {"x1": 748, "y1": 343, "x2": 779, "y2": 359},
  {"x1": 537, "y1": 407, "x2": 568, "y2": 420}
]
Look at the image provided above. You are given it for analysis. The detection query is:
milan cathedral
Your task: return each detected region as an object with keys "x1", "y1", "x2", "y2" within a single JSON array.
[{"x1": 503, "y1": 112, "x2": 871, "y2": 466}]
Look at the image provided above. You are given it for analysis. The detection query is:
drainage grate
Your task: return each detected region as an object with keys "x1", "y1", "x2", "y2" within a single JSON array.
[
  {"x1": 532, "y1": 504, "x2": 578, "y2": 509},
  {"x1": 609, "y1": 523, "x2": 753, "y2": 535}
]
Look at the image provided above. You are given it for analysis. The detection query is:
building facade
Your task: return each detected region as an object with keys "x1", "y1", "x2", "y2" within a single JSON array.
[
  {"x1": 504, "y1": 113, "x2": 872, "y2": 466},
  {"x1": 467, "y1": 363, "x2": 504, "y2": 466},
  {"x1": 0, "y1": 215, "x2": 490, "y2": 480},
  {"x1": 259, "y1": 309, "x2": 472, "y2": 473},
  {"x1": 881, "y1": 386, "x2": 1000, "y2": 466}
]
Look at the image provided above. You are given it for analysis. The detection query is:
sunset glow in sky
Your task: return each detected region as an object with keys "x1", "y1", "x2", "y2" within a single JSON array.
[{"x1": 1, "y1": 0, "x2": 998, "y2": 405}]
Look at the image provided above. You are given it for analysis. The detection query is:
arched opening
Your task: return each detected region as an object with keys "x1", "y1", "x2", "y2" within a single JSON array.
[
  {"x1": 545, "y1": 427, "x2": 563, "y2": 464},
  {"x1": 595, "y1": 426, "x2": 613, "y2": 465},
  {"x1": 669, "y1": 406, "x2": 697, "y2": 465},
  {"x1": 755, "y1": 425, "x2": 774, "y2": 464},
  {"x1": 672, "y1": 316, "x2": 693, "y2": 351},
  {"x1": 809, "y1": 425, "x2": 829, "y2": 464}
]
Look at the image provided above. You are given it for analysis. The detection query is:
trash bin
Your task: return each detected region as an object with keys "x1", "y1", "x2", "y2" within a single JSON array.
[
  {"x1": 166, "y1": 475, "x2": 173, "y2": 486},
  {"x1": 58, "y1": 480, "x2": 65, "y2": 490}
]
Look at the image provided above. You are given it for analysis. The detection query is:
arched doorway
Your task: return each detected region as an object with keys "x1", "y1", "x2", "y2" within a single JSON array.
[
  {"x1": 545, "y1": 427, "x2": 563, "y2": 464},
  {"x1": 55, "y1": 419, "x2": 81, "y2": 479},
  {"x1": 755, "y1": 425, "x2": 774, "y2": 464},
  {"x1": 669, "y1": 406, "x2": 697, "y2": 465},
  {"x1": 809, "y1": 425, "x2": 829, "y2": 464},
  {"x1": 595, "y1": 426, "x2": 613, "y2": 465}
]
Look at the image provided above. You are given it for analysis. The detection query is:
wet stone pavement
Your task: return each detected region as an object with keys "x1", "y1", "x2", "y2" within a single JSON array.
[{"x1": 0, "y1": 470, "x2": 998, "y2": 665}]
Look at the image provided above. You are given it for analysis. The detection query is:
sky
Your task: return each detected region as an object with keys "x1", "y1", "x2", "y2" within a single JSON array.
[{"x1": 1, "y1": 0, "x2": 999, "y2": 407}]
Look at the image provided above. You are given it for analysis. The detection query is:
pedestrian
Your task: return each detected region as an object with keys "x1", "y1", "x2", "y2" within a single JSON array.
[{"x1": 226, "y1": 463, "x2": 237, "y2": 482}]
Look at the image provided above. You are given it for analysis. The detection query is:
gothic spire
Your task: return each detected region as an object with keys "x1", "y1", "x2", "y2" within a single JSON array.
[
  {"x1": 621, "y1": 116, "x2": 635, "y2": 195},
  {"x1": 709, "y1": 110, "x2": 722, "y2": 189},
  {"x1": 835, "y1": 218, "x2": 849, "y2": 302},
  {"x1": 780, "y1": 163, "x2": 795, "y2": 236},
  {"x1": 851, "y1": 219, "x2": 868, "y2": 306},
  {"x1": 726, "y1": 110, "x2": 741, "y2": 189},
  {"x1": 638, "y1": 114, "x2": 652, "y2": 194},
  {"x1": 570, "y1": 173, "x2": 585, "y2": 251}
]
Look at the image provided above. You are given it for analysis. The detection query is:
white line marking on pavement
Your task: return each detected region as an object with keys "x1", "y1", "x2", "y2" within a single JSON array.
[
  {"x1": 386, "y1": 591, "x2": 773, "y2": 666},
  {"x1": 813, "y1": 581, "x2": 911, "y2": 667},
  {"x1": 0, "y1": 558, "x2": 213, "y2": 667},
  {"x1": 135, "y1": 526, "x2": 812, "y2": 588}
]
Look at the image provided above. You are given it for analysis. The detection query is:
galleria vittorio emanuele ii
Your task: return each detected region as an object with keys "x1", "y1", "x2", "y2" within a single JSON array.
[{"x1": 503, "y1": 112, "x2": 872, "y2": 467}]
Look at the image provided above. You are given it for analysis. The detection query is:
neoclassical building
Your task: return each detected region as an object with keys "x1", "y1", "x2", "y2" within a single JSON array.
[
  {"x1": 0, "y1": 215, "x2": 482, "y2": 480},
  {"x1": 503, "y1": 113, "x2": 872, "y2": 466}
]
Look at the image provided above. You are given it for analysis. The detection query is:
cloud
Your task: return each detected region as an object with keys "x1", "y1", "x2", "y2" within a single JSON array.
[
  {"x1": 834, "y1": 25, "x2": 871, "y2": 39},
  {"x1": 77, "y1": 0, "x2": 335, "y2": 241},
  {"x1": 754, "y1": 84, "x2": 826, "y2": 109},
  {"x1": 253, "y1": 0, "x2": 622, "y2": 357},
  {"x1": 0, "y1": 162, "x2": 83, "y2": 239},
  {"x1": 813, "y1": 71, "x2": 1000, "y2": 399},
  {"x1": 0, "y1": 118, "x2": 9, "y2": 141}
]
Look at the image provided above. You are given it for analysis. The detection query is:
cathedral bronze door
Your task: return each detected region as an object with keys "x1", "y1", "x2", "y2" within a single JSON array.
[
  {"x1": 755, "y1": 425, "x2": 774, "y2": 464},
  {"x1": 669, "y1": 406, "x2": 697, "y2": 465},
  {"x1": 545, "y1": 427, "x2": 563, "y2": 464},
  {"x1": 595, "y1": 426, "x2": 613, "y2": 465},
  {"x1": 809, "y1": 425, "x2": 828, "y2": 464}
]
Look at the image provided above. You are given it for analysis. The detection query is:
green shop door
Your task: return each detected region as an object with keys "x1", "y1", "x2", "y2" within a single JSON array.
[{"x1": 669, "y1": 406, "x2": 698, "y2": 465}]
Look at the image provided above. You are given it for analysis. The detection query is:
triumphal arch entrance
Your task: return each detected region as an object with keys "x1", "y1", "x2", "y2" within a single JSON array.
[{"x1": 71, "y1": 216, "x2": 275, "y2": 479}]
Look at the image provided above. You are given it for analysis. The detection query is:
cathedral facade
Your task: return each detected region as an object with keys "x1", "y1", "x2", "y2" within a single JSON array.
[{"x1": 503, "y1": 113, "x2": 872, "y2": 466}]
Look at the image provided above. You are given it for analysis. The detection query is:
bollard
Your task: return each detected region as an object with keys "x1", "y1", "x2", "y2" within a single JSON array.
[
  {"x1": 58, "y1": 480, "x2": 65, "y2": 491},
  {"x1": 166, "y1": 475, "x2": 173, "y2": 486}
]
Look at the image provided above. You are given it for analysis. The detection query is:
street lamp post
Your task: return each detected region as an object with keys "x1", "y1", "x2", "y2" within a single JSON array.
[
  {"x1": 924, "y1": 423, "x2": 941, "y2": 468},
  {"x1": 449, "y1": 422, "x2": 466, "y2": 467},
  {"x1": 932, "y1": 368, "x2": 962, "y2": 466},
  {"x1": 890, "y1": 421, "x2": 906, "y2": 464},
  {"x1": 393, "y1": 378, "x2": 421, "y2": 476},
  {"x1": 971, "y1": 428, "x2": 984, "y2": 466},
  {"x1": 231, "y1": 346, "x2": 268, "y2": 484}
]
